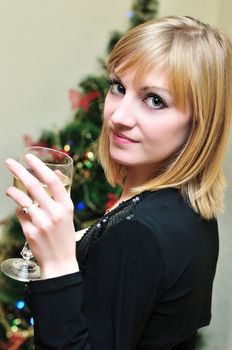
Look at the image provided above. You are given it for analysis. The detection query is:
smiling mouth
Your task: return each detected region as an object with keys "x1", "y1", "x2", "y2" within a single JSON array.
[{"x1": 112, "y1": 130, "x2": 138, "y2": 143}]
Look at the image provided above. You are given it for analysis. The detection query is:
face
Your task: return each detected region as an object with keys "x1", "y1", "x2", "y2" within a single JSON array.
[{"x1": 104, "y1": 66, "x2": 192, "y2": 181}]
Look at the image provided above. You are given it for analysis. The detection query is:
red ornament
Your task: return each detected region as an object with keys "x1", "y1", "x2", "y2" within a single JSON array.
[
  {"x1": 105, "y1": 193, "x2": 118, "y2": 210},
  {"x1": 69, "y1": 89, "x2": 100, "y2": 112},
  {"x1": 69, "y1": 89, "x2": 81, "y2": 111}
]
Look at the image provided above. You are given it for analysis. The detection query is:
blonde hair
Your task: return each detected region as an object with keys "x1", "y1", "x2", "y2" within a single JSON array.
[{"x1": 98, "y1": 16, "x2": 232, "y2": 219}]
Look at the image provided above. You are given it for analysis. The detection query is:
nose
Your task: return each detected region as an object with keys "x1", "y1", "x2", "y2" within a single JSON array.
[{"x1": 110, "y1": 95, "x2": 136, "y2": 128}]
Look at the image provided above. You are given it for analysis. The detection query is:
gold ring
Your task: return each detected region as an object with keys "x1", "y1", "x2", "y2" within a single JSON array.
[{"x1": 21, "y1": 202, "x2": 33, "y2": 214}]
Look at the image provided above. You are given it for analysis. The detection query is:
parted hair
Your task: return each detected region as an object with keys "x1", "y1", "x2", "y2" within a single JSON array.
[{"x1": 98, "y1": 16, "x2": 232, "y2": 219}]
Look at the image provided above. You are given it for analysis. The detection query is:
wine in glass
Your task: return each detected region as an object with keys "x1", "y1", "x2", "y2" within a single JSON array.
[{"x1": 1, "y1": 146, "x2": 73, "y2": 282}]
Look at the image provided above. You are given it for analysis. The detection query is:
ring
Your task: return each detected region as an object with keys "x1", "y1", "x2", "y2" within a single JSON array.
[{"x1": 21, "y1": 202, "x2": 34, "y2": 214}]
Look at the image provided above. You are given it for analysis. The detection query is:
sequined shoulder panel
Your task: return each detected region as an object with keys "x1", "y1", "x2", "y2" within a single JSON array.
[{"x1": 76, "y1": 191, "x2": 151, "y2": 271}]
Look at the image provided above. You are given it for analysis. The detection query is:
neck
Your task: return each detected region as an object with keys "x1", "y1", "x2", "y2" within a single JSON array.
[
  {"x1": 107, "y1": 165, "x2": 157, "y2": 213},
  {"x1": 107, "y1": 167, "x2": 152, "y2": 212},
  {"x1": 124, "y1": 165, "x2": 156, "y2": 189}
]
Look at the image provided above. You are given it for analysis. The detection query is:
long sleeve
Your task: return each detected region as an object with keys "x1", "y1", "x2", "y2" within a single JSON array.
[
  {"x1": 26, "y1": 219, "x2": 165, "y2": 350},
  {"x1": 26, "y1": 272, "x2": 90, "y2": 349}
]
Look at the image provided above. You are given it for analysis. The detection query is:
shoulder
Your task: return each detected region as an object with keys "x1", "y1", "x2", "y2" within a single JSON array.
[
  {"x1": 135, "y1": 188, "x2": 197, "y2": 222},
  {"x1": 131, "y1": 188, "x2": 218, "y2": 271},
  {"x1": 101, "y1": 188, "x2": 218, "y2": 255},
  {"x1": 91, "y1": 188, "x2": 218, "y2": 270},
  {"x1": 133, "y1": 188, "x2": 218, "y2": 240}
]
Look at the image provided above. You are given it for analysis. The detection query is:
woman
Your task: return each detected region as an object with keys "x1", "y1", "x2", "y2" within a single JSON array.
[{"x1": 5, "y1": 16, "x2": 232, "y2": 350}]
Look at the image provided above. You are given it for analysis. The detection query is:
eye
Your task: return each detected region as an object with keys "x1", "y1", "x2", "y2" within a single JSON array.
[
  {"x1": 108, "y1": 79, "x2": 125, "y2": 95},
  {"x1": 144, "y1": 94, "x2": 168, "y2": 110}
]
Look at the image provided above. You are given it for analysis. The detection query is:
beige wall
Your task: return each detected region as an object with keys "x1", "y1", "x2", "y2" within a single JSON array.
[
  {"x1": 0, "y1": 1, "x2": 231, "y2": 349},
  {"x1": 219, "y1": 0, "x2": 232, "y2": 36},
  {"x1": 159, "y1": 0, "x2": 219, "y2": 25}
]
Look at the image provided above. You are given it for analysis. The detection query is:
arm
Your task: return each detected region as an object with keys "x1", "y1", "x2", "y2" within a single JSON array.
[
  {"x1": 27, "y1": 219, "x2": 165, "y2": 350},
  {"x1": 26, "y1": 272, "x2": 89, "y2": 350}
]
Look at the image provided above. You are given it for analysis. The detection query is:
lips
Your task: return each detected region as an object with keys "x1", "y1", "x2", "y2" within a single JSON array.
[{"x1": 112, "y1": 130, "x2": 138, "y2": 143}]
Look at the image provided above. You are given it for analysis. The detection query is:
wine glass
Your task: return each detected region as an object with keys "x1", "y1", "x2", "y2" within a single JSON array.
[{"x1": 1, "y1": 146, "x2": 74, "y2": 282}]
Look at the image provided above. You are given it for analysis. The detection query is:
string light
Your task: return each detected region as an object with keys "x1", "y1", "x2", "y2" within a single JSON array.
[
  {"x1": 73, "y1": 154, "x2": 80, "y2": 161},
  {"x1": 30, "y1": 317, "x2": 34, "y2": 326},
  {"x1": 22, "y1": 330, "x2": 30, "y2": 337},
  {"x1": 77, "y1": 162, "x2": 83, "y2": 169},
  {"x1": 12, "y1": 318, "x2": 21, "y2": 326},
  {"x1": 16, "y1": 300, "x2": 25, "y2": 310},
  {"x1": 128, "y1": 11, "x2": 134, "y2": 18},
  {"x1": 86, "y1": 151, "x2": 94, "y2": 161},
  {"x1": 84, "y1": 160, "x2": 93, "y2": 169},
  {"x1": 11, "y1": 325, "x2": 18, "y2": 333},
  {"x1": 76, "y1": 202, "x2": 86, "y2": 212},
  {"x1": 85, "y1": 132, "x2": 92, "y2": 140},
  {"x1": 64, "y1": 144, "x2": 71, "y2": 152}
]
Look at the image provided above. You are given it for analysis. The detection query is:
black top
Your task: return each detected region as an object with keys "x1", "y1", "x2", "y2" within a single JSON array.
[{"x1": 26, "y1": 188, "x2": 219, "y2": 350}]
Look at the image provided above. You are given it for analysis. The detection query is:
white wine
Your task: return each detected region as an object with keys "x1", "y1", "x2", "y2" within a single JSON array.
[{"x1": 14, "y1": 170, "x2": 72, "y2": 197}]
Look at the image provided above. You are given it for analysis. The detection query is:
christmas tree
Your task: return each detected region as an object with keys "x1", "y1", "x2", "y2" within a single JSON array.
[{"x1": 0, "y1": 1, "x2": 159, "y2": 348}]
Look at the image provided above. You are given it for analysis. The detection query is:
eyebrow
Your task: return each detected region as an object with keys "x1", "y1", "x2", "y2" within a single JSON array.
[
  {"x1": 109, "y1": 73, "x2": 122, "y2": 82},
  {"x1": 110, "y1": 72, "x2": 171, "y2": 96},
  {"x1": 141, "y1": 86, "x2": 171, "y2": 96}
]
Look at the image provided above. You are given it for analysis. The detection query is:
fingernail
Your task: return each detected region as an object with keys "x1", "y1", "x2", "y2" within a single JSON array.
[
  {"x1": 5, "y1": 187, "x2": 12, "y2": 197},
  {"x1": 5, "y1": 158, "x2": 14, "y2": 166},
  {"x1": 25, "y1": 153, "x2": 35, "y2": 161}
]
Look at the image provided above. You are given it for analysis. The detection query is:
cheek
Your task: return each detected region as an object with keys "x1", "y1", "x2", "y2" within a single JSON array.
[
  {"x1": 166, "y1": 121, "x2": 191, "y2": 154},
  {"x1": 170, "y1": 122, "x2": 190, "y2": 147},
  {"x1": 143, "y1": 115, "x2": 191, "y2": 150},
  {"x1": 174, "y1": 113, "x2": 192, "y2": 142}
]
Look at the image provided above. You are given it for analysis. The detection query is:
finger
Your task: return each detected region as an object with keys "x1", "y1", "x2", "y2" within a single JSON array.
[
  {"x1": 7, "y1": 186, "x2": 50, "y2": 228},
  {"x1": 5, "y1": 158, "x2": 56, "y2": 211},
  {"x1": 25, "y1": 154, "x2": 72, "y2": 203},
  {"x1": 16, "y1": 207, "x2": 38, "y2": 240},
  {"x1": 24, "y1": 201, "x2": 52, "y2": 230},
  {"x1": 6, "y1": 185, "x2": 33, "y2": 209}
]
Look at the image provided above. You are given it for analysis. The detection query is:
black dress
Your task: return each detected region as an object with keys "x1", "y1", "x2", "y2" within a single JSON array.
[{"x1": 26, "y1": 188, "x2": 219, "y2": 350}]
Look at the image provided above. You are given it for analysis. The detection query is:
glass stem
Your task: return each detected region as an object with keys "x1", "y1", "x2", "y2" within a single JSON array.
[{"x1": 20, "y1": 241, "x2": 34, "y2": 260}]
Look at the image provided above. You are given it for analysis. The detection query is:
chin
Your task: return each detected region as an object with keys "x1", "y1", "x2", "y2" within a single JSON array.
[
  {"x1": 109, "y1": 153, "x2": 131, "y2": 166},
  {"x1": 111, "y1": 157, "x2": 131, "y2": 166}
]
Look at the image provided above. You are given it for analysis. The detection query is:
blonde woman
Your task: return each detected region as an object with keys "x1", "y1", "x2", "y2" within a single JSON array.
[{"x1": 5, "y1": 16, "x2": 232, "y2": 350}]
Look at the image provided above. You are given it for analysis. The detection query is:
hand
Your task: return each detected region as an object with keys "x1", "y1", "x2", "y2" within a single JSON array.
[{"x1": 5, "y1": 154, "x2": 79, "y2": 279}]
